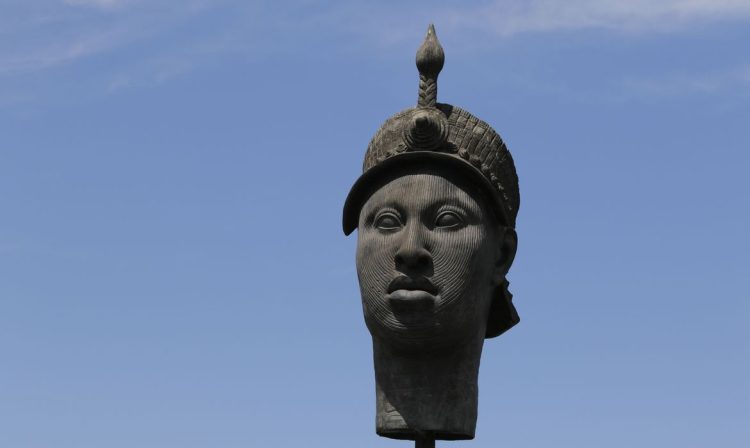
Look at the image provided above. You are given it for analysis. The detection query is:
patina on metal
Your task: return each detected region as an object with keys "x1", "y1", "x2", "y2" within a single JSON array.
[{"x1": 343, "y1": 25, "x2": 521, "y2": 446}]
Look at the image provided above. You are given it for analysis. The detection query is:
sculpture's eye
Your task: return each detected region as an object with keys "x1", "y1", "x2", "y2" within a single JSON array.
[
  {"x1": 435, "y1": 210, "x2": 463, "y2": 229},
  {"x1": 374, "y1": 212, "x2": 402, "y2": 231}
]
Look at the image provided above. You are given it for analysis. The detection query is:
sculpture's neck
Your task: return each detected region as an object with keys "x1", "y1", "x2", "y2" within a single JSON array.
[{"x1": 373, "y1": 337, "x2": 484, "y2": 441}]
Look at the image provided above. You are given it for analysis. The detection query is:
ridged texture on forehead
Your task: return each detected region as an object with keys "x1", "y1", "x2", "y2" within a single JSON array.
[{"x1": 361, "y1": 103, "x2": 520, "y2": 227}]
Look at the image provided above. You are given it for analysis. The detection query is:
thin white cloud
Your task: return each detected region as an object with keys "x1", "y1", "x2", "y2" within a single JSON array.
[
  {"x1": 0, "y1": 27, "x2": 130, "y2": 75},
  {"x1": 0, "y1": 1, "x2": 213, "y2": 76},
  {"x1": 62, "y1": 0, "x2": 127, "y2": 10},
  {"x1": 2, "y1": 0, "x2": 749, "y2": 105},
  {"x1": 106, "y1": 55, "x2": 193, "y2": 93},
  {"x1": 5, "y1": 0, "x2": 749, "y2": 78},
  {"x1": 621, "y1": 65, "x2": 750, "y2": 98},
  {"x1": 436, "y1": 0, "x2": 750, "y2": 35}
]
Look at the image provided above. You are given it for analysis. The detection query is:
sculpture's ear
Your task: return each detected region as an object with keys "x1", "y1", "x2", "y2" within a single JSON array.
[
  {"x1": 486, "y1": 227, "x2": 519, "y2": 339},
  {"x1": 494, "y1": 227, "x2": 517, "y2": 281}
]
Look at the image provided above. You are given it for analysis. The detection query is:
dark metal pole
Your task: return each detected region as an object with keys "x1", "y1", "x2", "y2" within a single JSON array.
[{"x1": 415, "y1": 437, "x2": 435, "y2": 448}]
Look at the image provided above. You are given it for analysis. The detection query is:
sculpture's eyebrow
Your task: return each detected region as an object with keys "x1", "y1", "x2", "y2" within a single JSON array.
[
  {"x1": 423, "y1": 189, "x2": 481, "y2": 214},
  {"x1": 360, "y1": 196, "x2": 405, "y2": 223},
  {"x1": 363, "y1": 196, "x2": 401, "y2": 212}
]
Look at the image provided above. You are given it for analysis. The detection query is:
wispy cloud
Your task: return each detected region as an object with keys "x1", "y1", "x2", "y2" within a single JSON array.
[
  {"x1": 1, "y1": 0, "x2": 749, "y2": 106},
  {"x1": 621, "y1": 65, "x2": 750, "y2": 98},
  {"x1": 105, "y1": 56, "x2": 193, "y2": 93},
  {"x1": 0, "y1": 0, "x2": 265, "y2": 109},
  {"x1": 433, "y1": 0, "x2": 750, "y2": 36},
  {"x1": 63, "y1": 0, "x2": 127, "y2": 10},
  {"x1": 4, "y1": 0, "x2": 750, "y2": 78},
  {"x1": 0, "y1": 27, "x2": 132, "y2": 75},
  {"x1": 0, "y1": 0, "x2": 218, "y2": 76},
  {"x1": 307, "y1": 0, "x2": 750, "y2": 49}
]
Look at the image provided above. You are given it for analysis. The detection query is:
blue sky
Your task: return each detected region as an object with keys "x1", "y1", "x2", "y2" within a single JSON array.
[{"x1": 1, "y1": 1, "x2": 748, "y2": 447}]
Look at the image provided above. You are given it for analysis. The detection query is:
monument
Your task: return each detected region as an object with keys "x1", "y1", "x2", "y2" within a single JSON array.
[{"x1": 342, "y1": 25, "x2": 521, "y2": 447}]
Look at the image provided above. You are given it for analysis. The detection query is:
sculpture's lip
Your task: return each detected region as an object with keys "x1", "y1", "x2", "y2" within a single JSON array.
[
  {"x1": 387, "y1": 276, "x2": 438, "y2": 295},
  {"x1": 386, "y1": 290, "x2": 437, "y2": 309},
  {"x1": 387, "y1": 289, "x2": 437, "y2": 300}
]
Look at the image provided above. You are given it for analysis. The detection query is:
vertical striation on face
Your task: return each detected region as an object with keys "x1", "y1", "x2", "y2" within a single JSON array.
[{"x1": 356, "y1": 167, "x2": 501, "y2": 351}]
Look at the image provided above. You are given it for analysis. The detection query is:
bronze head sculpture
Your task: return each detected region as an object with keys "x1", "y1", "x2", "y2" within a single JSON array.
[{"x1": 343, "y1": 25, "x2": 520, "y2": 445}]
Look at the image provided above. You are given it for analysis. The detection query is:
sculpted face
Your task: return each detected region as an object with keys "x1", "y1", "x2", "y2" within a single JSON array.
[{"x1": 356, "y1": 166, "x2": 505, "y2": 351}]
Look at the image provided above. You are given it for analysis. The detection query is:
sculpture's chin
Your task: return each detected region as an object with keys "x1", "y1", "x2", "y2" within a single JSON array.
[
  {"x1": 365, "y1": 317, "x2": 480, "y2": 354},
  {"x1": 364, "y1": 294, "x2": 488, "y2": 352}
]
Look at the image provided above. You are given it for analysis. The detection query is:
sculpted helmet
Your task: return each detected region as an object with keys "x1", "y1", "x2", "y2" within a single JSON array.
[{"x1": 342, "y1": 25, "x2": 521, "y2": 337}]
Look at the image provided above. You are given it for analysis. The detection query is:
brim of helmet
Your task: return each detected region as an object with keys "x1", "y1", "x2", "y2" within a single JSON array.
[{"x1": 342, "y1": 151, "x2": 510, "y2": 235}]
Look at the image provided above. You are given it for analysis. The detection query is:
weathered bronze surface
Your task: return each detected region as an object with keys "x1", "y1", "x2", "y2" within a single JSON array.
[{"x1": 343, "y1": 25, "x2": 521, "y2": 444}]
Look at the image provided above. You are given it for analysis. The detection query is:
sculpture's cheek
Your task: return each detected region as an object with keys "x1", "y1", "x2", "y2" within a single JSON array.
[
  {"x1": 356, "y1": 233, "x2": 399, "y2": 332},
  {"x1": 429, "y1": 225, "x2": 496, "y2": 333}
]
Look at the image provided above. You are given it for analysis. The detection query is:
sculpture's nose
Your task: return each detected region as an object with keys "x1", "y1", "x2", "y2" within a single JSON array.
[{"x1": 395, "y1": 223, "x2": 432, "y2": 275}]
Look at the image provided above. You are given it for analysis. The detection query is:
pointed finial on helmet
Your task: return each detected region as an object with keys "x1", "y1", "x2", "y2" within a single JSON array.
[{"x1": 416, "y1": 24, "x2": 444, "y2": 108}]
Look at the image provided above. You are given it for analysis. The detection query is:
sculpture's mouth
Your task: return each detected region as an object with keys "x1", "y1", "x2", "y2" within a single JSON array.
[
  {"x1": 388, "y1": 276, "x2": 438, "y2": 295},
  {"x1": 386, "y1": 276, "x2": 438, "y2": 310}
]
